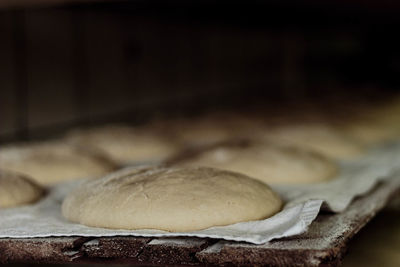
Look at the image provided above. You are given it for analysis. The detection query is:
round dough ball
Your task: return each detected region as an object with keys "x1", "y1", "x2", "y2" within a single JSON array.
[
  {"x1": 171, "y1": 142, "x2": 338, "y2": 184},
  {"x1": 67, "y1": 125, "x2": 180, "y2": 165},
  {"x1": 341, "y1": 97, "x2": 400, "y2": 145},
  {"x1": 62, "y1": 166, "x2": 282, "y2": 232},
  {"x1": 342, "y1": 121, "x2": 398, "y2": 146},
  {"x1": 373, "y1": 95, "x2": 400, "y2": 127},
  {"x1": 0, "y1": 141, "x2": 116, "y2": 185},
  {"x1": 262, "y1": 124, "x2": 365, "y2": 160},
  {"x1": 176, "y1": 123, "x2": 232, "y2": 147},
  {"x1": 0, "y1": 169, "x2": 44, "y2": 208},
  {"x1": 156, "y1": 112, "x2": 265, "y2": 148},
  {"x1": 155, "y1": 117, "x2": 235, "y2": 148}
]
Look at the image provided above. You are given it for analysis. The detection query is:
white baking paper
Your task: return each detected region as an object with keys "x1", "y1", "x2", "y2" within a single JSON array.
[
  {"x1": 274, "y1": 142, "x2": 400, "y2": 212},
  {"x1": 1, "y1": 142, "x2": 399, "y2": 244}
]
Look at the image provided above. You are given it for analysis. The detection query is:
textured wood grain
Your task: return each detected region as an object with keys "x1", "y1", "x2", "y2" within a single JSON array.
[
  {"x1": 138, "y1": 237, "x2": 211, "y2": 265},
  {"x1": 0, "y1": 178, "x2": 399, "y2": 266},
  {"x1": 81, "y1": 236, "x2": 150, "y2": 259},
  {"x1": 0, "y1": 237, "x2": 90, "y2": 263}
]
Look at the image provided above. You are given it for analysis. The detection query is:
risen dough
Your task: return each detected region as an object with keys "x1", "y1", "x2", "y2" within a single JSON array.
[
  {"x1": 172, "y1": 142, "x2": 337, "y2": 184},
  {"x1": 62, "y1": 166, "x2": 282, "y2": 232},
  {"x1": 67, "y1": 125, "x2": 180, "y2": 165},
  {"x1": 153, "y1": 112, "x2": 265, "y2": 147},
  {"x1": 0, "y1": 169, "x2": 44, "y2": 208},
  {"x1": 176, "y1": 122, "x2": 232, "y2": 147},
  {"x1": 342, "y1": 97, "x2": 400, "y2": 145},
  {"x1": 343, "y1": 121, "x2": 398, "y2": 145},
  {"x1": 262, "y1": 124, "x2": 365, "y2": 160},
  {"x1": 0, "y1": 141, "x2": 116, "y2": 185},
  {"x1": 151, "y1": 117, "x2": 236, "y2": 148}
]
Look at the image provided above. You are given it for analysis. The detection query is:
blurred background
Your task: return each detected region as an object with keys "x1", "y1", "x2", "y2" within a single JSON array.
[
  {"x1": 1, "y1": 1, "x2": 400, "y2": 266},
  {"x1": 1, "y1": 0, "x2": 400, "y2": 143}
]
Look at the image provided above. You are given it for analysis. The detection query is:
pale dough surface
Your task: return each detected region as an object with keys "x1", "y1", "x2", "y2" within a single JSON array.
[
  {"x1": 62, "y1": 166, "x2": 282, "y2": 232},
  {"x1": 151, "y1": 117, "x2": 236, "y2": 147},
  {"x1": 154, "y1": 112, "x2": 265, "y2": 147},
  {"x1": 0, "y1": 141, "x2": 116, "y2": 185},
  {"x1": 342, "y1": 97, "x2": 400, "y2": 145},
  {"x1": 176, "y1": 123, "x2": 232, "y2": 147},
  {"x1": 262, "y1": 124, "x2": 365, "y2": 160},
  {"x1": 67, "y1": 125, "x2": 180, "y2": 164},
  {"x1": 0, "y1": 169, "x2": 44, "y2": 208},
  {"x1": 174, "y1": 143, "x2": 338, "y2": 184},
  {"x1": 343, "y1": 122, "x2": 398, "y2": 146}
]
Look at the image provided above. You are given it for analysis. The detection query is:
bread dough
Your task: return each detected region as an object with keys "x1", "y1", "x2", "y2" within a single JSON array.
[
  {"x1": 0, "y1": 141, "x2": 116, "y2": 185},
  {"x1": 262, "y1": 124, "x2": 365, "y2": 160},
  {"x1": 176, "y1": 122, "x2": 232, "y2": 147},
  {"x1": 373, "y1": 95, "x2": 400, "y2": 128},
  {"x1": 172, "y1": 142, "x2": 338, "y2": 184},
  {"x1": 155, "y1": 117, "x2": 235, "y2": 147},
  {"x1": 67, "y1": 125, "x2": 180, "y2": 165},
  {"x1": 62, "y1": 166, "x2": 282, "y2": 232},
  {"x1": 343, "y1": 121, "x2": 398, "y2": 145},
  {"x1": 342, "y1": 98, "x2": 400, "y2": 145},
  {"x1": 156, "y1": 112, "x2": 265, "y2": 147},
  {"x1": 0, "y1": 169, "x2": 44, "y2": 208}
]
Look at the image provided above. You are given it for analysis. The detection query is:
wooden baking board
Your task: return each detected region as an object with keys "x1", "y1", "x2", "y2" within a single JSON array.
[{"x1": 1, "y1": 177, "x2": 399, "y2": 266}]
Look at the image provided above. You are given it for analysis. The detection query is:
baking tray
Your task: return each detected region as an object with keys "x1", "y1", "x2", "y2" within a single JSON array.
[{"x1": 1, "y1": 176, "x2": 399, "y2": 266}]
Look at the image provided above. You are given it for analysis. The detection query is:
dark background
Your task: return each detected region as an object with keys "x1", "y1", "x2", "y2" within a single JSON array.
[{"x1": 1, "y1": 0, "x2": 400, "y2": 142}]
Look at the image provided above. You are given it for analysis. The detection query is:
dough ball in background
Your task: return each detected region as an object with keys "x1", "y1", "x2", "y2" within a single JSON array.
[
  {"x1": 0, "y1": 141, "x2": 117, "y2": 186},
  {"x1": 0, "y1": 169, "x2": 45, "y2": 208},
  {"x1": 66, "y1": 124, "x2": 181, "y2": 165},
  {"x1": 260, "y1": 123, "x2": 366, "y2": 160},
  {"x1": 341, "y1": 120, "x2": 399, "y2": 146},
  {"x1": 62, "y1": 166, "x2": 282, "y2": 232},
  {"x1": 339, "y1": 96, "x2": 400, "y2": 145},
  {"x1": 150, "y1": 112, "x2": 265, "y2": 148},
  {"x1": 170, "y1": 119, "x2": 232, "y2": 147},
  {"x1": 239, "y1": 96, "x2": 399, "y2": 149},
  {"x1": 371, "y1": 95, "x2": 400, "y2": 126},
  {"x1": 168, "y1": 141, "x2": 338, "y2": 185}
]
